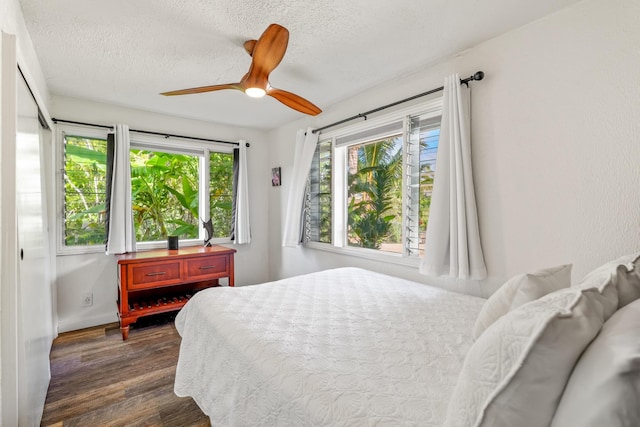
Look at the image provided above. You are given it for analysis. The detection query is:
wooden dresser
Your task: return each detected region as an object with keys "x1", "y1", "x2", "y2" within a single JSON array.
[{"x1": 116, "y1": 245, "x2": 236, "y2": 340}]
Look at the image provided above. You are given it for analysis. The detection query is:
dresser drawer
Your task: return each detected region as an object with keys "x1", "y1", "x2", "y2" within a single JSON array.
[
  {"x1": 127, "y1": 260, "x2": 183, "y2": 290},
  {"x1": 185, "y1": 255, "x2": 228, "y2": 281}
]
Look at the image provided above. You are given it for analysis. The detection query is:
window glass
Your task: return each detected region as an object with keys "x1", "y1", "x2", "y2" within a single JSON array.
[
  {"x1": 209, "y1": 151, "x2": 234, "y2": 238},
  {"x1": 405, "y1": 114, "x2": 441, "y2": 256},
  {"x1": 347, "y1": 135, "x2": 403, "y2": 252},
  {"x1": 130, "y1": 149, "x2": 200, "y2": 241},
  {"x1": 307, "y1": 139, "x2": 332, "y2": 243},
  {"x1": 418, "y1": 122, "x2": 440, "y2": 256},
  {"x1": 63, "y1": 135, "x2": 108, "y2": 246}
]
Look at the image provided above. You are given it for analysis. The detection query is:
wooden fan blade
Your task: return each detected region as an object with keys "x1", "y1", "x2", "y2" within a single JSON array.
[
  {"x1": 243, "y1": 40, "x2": 257, "y2": 56},
  {"x1": 251, "y1": 24, "x2": 289, "y2": 76},
  {"x1": 268, "y1": 88, "x2": 322, "y2": 116},
  {"x1": 160, "y1": 83, "x2": 242, "y2": 96}
]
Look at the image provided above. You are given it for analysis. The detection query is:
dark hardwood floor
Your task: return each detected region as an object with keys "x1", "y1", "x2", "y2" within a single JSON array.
[{"x1": 41, "y1": 314, "x2": 210, "y2": 427}]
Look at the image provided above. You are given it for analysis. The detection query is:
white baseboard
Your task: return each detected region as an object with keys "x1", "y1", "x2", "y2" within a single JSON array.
[{"x1": 57, "y1": 312, "x2": 119, "y2": 333}]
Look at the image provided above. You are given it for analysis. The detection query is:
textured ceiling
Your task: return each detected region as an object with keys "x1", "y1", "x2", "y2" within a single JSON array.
[{"x1": 19, "y1": 0, "x2": 581, "y2": 130}]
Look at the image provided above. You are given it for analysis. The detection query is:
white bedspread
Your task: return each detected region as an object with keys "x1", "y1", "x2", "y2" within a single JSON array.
[{"x1": 174, "y1": 267, "x2": 484, "y2": 426}]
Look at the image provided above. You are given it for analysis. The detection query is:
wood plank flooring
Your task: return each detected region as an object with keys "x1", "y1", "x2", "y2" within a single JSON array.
[{"x1": 41, "y1": 314, "x2": 210, "y2": 427}]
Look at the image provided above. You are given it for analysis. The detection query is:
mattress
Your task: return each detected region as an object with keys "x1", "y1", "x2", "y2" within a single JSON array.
[{"x1": 174, "y1": 267, "x2": 485, "y2": 426}]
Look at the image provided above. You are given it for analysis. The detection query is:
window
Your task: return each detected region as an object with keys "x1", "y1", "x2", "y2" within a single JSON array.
[
  {"x1": 130, "y1": 149, "x2": 200, "y2": 241},
  {"x1": 306, "y1": 139, "x2": 332, "y2": 243},
  {"x1": 208, "y1": 151, "x2": 234, "y2": 238},
  {"x1": 61, "y1": 133, "x2": 108, "y2": 247},
  {"x1": 305, "y1": 100, "x2": 442, "y2": 261},
  {"x1": 347, "y1": 134, "x2": 403, "y2": 251},
  {"x1": 58, "y1": 125, "x2": 234, "y2": 253}
]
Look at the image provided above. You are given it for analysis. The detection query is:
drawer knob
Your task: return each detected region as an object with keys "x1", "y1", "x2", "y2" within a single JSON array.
[
  {"x1": 199, "y1": 265, "x2": 216, "y2": 270},
  {"x1": 146, "y1": 271, "x2": 167, "y2": 276}
]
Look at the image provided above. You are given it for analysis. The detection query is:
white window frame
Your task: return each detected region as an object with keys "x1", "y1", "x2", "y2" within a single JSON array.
[
  {"x1": 56, "y1": 124, "x2": 235, "y2": 255},
  {"x1": 56, "y1": 125, "x2": 110, "y2": 255},
  {"x1": 305, "y1": 98, "x2": 443, "y2": 266}
]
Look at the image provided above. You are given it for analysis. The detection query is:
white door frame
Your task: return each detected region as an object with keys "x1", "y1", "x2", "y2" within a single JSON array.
[{"x1": 1, "y1": 30, "x2": 20, "y2": 427}]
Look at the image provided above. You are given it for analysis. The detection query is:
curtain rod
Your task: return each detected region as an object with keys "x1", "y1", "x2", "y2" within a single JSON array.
[
  {"x1": 18, "y1": 65, "x2": 50, "y2": 130},
  {"x1": 51, "y1": 118, "x2": 248, "y2": 147},
  {"x1": 312, "y1": 71, "x2": 484, "y2": 134}
]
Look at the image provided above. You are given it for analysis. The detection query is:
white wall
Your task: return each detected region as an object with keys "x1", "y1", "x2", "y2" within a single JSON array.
[
  {"x1": 52, "y1": 96, "x2": 271, "y2": 332},
  {"x1": 267, "y1": 0, "x2": 640, "y2": 297}
]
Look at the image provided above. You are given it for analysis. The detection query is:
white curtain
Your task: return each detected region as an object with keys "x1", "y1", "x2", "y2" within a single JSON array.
[
  {"x1": 282, "y1": 128, "x2": 319, "y2": 247},
  {"x1": 106, "y1": 124, "x2": 136, "y2": 255},
  {"x1": 420, "y1": 74, "x2": 487, "y2": 280},
  {"x1": 233, "y1": 140, "x2": 251, "y2": 244}
]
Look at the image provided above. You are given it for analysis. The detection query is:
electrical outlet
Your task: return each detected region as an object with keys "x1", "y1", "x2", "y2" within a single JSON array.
[{"x1": 81, "y1": 292, "x2": 93, "y2": 307}]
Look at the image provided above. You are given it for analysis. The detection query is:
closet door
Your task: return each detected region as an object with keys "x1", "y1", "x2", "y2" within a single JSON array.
[{"x1": 16, "y1": 71, "x2": 54, "y2": 426}]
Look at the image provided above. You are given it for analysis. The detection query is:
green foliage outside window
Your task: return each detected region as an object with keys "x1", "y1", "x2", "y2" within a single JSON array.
[
  {"x1": 209, "y1": 152, "x2": 234, "y2": 238},
  {"x1": 347, "y1": 137, "x2": 403, "y2": 250},
  {"x1": 316, "y1": 161, "x2": 332, "y2": 243},
  {"x1": 308, "y1": 140, "x2": 332, "y2": 244},
  {"x1": 63, "y1": 136, "x2": 108, "y2": 246},
  {"x1": 63, "y1": 134, "x2": 234, "y2": 247},
  {"x1": 130, "y1": 150, "x2": 200, "y2": 241},
  {"x1": 417, "y1": 127, "x2": 439, "y2": 255}
]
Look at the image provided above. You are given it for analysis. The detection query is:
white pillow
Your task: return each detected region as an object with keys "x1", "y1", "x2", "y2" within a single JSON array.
[
  {"x1": 472, "y1": 264, "x2": 571, "y2": 339},
  {"x1": 576, "y1": 253, "x2": 640, "y2": 313},
  {"x1": 574, "y1": 263, "x2": 620, "y2": 321},
  {"x1": 579, "y1": 253, "x2": 639, "y2": 282},
  {"x1": 445, "y1": 287, "x2": 605, "y2": 427},
  {"x1": 616, "y1": 254, "x2": 640, "y2": 308},
  {"x1": 551, "y1": 298, "x2": 640, "y2": 427}
]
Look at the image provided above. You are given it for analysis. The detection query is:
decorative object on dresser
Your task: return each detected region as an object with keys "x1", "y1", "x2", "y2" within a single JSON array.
[
  {"x1": 167, "y1": 235, "x2": 179, "y2": 250},
  {"x1": 202, "y1": 218, "x2": 214, "y2": 247},
  {"x1": 116, "y1": 245, "x2": 235, "y2": 340}
]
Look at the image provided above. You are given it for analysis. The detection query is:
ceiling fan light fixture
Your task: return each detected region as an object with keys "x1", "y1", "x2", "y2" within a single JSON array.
[
  {"x1": 160, "y1": 24, "x2": 321, "y2": 115},
  {"x1": 245, "y1": 87, "x2": 266, "y2": 98}
]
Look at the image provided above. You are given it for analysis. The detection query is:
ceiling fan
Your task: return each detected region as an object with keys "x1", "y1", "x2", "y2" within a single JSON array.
[{"x1": 160, "y1": 23, "x2": 322, "y2": 116}]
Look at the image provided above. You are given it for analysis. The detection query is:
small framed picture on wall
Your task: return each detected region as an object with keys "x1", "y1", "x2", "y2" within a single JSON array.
[{"x1": 271, "y1": 167, "x2": 281, "y2": 186}]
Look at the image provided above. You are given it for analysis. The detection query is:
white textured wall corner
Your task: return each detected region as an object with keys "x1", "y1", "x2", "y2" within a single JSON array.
[{"x1": 267, "y1": 0, "x2": 640, "y2": 297}]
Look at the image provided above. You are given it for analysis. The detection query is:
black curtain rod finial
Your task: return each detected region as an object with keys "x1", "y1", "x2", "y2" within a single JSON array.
[{"x1": 460, "y1": 71, "x2": 485, "y2": 86}]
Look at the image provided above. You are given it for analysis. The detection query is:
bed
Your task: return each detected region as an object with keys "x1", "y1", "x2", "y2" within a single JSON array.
[
  {"x1": 174, "y1": 267, "x2": 485, "y2": 426},
  {"x1": 175, "y1": 261, "x2": 640, "y2": 427}
]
